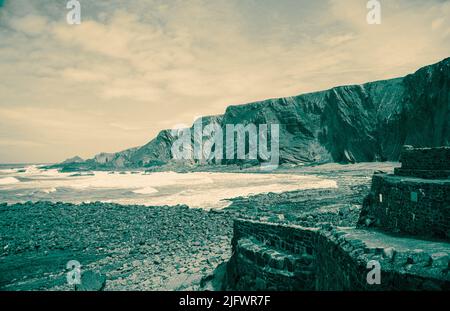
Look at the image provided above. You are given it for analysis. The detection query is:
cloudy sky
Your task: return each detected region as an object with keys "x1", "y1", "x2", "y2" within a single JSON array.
[{"x1": 0, "y1": 0, "x2": 449, "y2": 163}]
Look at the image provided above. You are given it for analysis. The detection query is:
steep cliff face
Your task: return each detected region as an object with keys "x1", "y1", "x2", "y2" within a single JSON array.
[{"x1": 60, "y1": 57, "x2": 450, "y2": 170}]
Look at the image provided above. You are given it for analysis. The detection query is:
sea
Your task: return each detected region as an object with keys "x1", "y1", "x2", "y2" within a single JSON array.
[{"x1": 0, "y1": 164, "x2": 337, "y2": 209}]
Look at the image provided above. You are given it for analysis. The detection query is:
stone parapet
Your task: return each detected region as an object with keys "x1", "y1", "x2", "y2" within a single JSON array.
[
  {"x1": 396, "y1": 146, "x2": 450, "y2": 178},
  {"x1": 394, "y1": 168, "x2": 450, "y2": 179},
  {"x1": 223, "y1": 219, "x2": 450, "y2": 291},
  {"x1": 358, "y1": 174, "x2": 450, "y2": 240}
]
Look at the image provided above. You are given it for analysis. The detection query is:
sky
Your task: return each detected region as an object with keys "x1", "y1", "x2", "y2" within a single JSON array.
[{"x1": 0, "y1": 0, "x2": 449, "y2": 163}]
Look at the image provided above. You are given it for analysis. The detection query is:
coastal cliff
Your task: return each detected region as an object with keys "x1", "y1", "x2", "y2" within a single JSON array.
[{"x1": 56, "y1": 58, "x2": 450, "y2": 170}]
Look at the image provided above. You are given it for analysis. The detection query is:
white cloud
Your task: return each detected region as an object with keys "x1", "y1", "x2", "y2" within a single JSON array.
[
  {"x1": 62, "y1": 68, "x2": 108, "y2": 82},
  {"x1": 431, "y1": 18, "x2": 445, "y2": 30},
  {"x1": 0, "y1": 0, "x2": 449, "y2": 162},
  {"x1": 8, "y1": 15, "x2": 48, "y2": 35},
  {"x1": 0, "y1": 139, "x2": 45, "y2": 147}
]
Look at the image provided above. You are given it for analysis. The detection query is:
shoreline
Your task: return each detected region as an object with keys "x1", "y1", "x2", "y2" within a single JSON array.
[{"x1": 0, "y1": 163, "x2": 394, "y2": 291}]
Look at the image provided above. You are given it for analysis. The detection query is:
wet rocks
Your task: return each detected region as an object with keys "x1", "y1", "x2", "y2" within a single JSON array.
[
  {"x1": 431, "y1": 253, "x2": 449, "y2": 268},
  {"x1": 0, "y1": 202, "x2": 233, "y2": 291}
]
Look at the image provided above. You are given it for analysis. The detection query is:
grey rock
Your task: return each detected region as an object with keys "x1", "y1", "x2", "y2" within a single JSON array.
[
  {"x1": 382, "y1": 247, "x2": 395, "y2": 261},
  {"x1": 75, "y1": 271, "x2": 106, "y2": 291},
  {"x1": 431, "y1": 252, "x2": 449, "y2": 268}
]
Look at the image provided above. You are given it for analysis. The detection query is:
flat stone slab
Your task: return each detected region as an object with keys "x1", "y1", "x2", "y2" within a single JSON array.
[
  {"x1": 380, "y1": 174, "x2": 450, "y2": 185},
  {"x1": 340, "y1": 228, "x2": 450, "y2": 254}
]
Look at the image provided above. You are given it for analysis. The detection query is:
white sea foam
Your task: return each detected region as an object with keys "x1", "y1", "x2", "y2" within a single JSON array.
[
  {"x1": 0, "y1": 177, "x2": 20, "y2": 185},
  {"x1": 0, "y1": 168, "x2": 20, "y2": 174},
  {"x1": 116, "y1": 178, "x2": 337, "y2": 209},
  {"x1": 67, "y1": 171, "x2": 213, "y2": 190},
  {"x1": 0, "y1": 169, "x2": 338, "y2": 209},
  {"x1": 41, "y1": 187, "x2": 57, "y2": 194},
  {"x1": 132, "y1": 187, "x2": 159, "y2": 195},
  {"x1": 24, "y1": 165, "x2": 41, "y2": 174}
]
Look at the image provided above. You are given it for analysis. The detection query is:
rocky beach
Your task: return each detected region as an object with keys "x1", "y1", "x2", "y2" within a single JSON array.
[
  {"x1": 0, "y1": 202, "x2": 233, "y2": 291},
  {"x1": 0, "y1": 163, "x2": 397, "y2": 291}
]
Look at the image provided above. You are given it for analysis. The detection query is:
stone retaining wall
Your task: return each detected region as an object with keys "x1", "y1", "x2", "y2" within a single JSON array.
[
  {"x1": 358, "y1": 174, "x2": 450, "y2": 241},
  {"x1": 394, "y1": 146, "x2": 450, "y2": 179},
  {"x1": 225, "y1": 220, "x2": 318, "y2": 290},
  {"x1": 398, "y1": 146, "x2": 450, "y2": 171},
  {"x1": 223, "y1": 219, "x2": 450, "y2": 291},
  {"x1": 224, "y1": 147, "x2": 450, "y2": 291}
]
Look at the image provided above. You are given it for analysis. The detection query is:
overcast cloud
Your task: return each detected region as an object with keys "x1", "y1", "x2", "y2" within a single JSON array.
[{"x1": 0, "y1": 0, "x2": 449, "y2": 163}]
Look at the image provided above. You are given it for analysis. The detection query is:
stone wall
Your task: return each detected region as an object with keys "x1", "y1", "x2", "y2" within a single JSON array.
[
  {"x1": 358, "y1": 174, "x2": 450, "y2": 241},
  {"x1": 314, "y1": 227, "x2": 450, "y2": 290},
  {"x1": 224, "y1": 219, "x2": 450, "y2": 291},
  {"x1": 398, "y1": 146, "x2": 450, "y2": 170},
  {"x1": 394, "y1": 146, "x2": 450, "y2": 179},
  {"x1": 224, "y1": 147, "x2": 450, "y2": 290},
  {"x1": 224, "y1": 220, "x2": 318, "y2": 291}
]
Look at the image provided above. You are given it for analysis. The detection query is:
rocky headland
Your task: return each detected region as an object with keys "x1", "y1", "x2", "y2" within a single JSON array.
[{"x1": 52, "y1": 57, "x2": 449, "y2": 172}]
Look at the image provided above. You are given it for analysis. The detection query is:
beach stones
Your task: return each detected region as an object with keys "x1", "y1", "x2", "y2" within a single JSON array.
[{"x1": 75, "y1": 271, "x2": 106, "y2": 291}]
